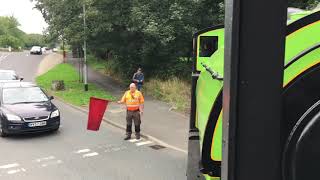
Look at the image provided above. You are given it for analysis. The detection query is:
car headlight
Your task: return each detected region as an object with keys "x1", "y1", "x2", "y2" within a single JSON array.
[
  {"x1": 50, "y1": 110, "x2": 60, "y2": 118},
  {"x1": 6, "y1": 114, "x2": 22, "y2": 122}
]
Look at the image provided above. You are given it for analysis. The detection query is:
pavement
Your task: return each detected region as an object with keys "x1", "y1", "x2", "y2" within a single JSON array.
[
  {"x1": 0, "y1": 51, "x2": 187, "y2": 180},
  {"x1": 68, "y1": 57, "x2": 189, "y2": 152},
  {"x1": 37, "y1": 53, "x2": 64, "y2": 76}
]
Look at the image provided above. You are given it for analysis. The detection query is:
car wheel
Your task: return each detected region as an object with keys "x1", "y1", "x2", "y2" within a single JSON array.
[{"x1": 0, "y1": 123, "x2": 8, "y2": 137}]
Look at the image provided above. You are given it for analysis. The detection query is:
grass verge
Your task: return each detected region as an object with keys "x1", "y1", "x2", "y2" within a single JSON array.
[
  {"x1": 36, "y1": 63, "x2": 115, "y2": 107},
  {"x1": 144, "y1": 78, "x2": 191, "y2": 113}
]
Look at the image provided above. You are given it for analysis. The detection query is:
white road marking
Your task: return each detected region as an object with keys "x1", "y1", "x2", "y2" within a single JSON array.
[
  {"x1": 75, "y1": 149, "x2": 91, "y2": 154},
  {"x1": 0, "y1": 53, "x2": 10, "y2": 62},
  {"x1": 34, "y1": 156, "x2": 55, "y2": 162},
  {"x1": 41, "y1": 160, "x2": 63, "y2": 167},
  {"x1": 136, "y1": 141, "x2": 153, "y2": 146},
  {"x1": 128, "y1": 139, "x2": 142, "y2": 143},
  {"x1": 82, "y1": 152, "x2": 99, "y2": 158},
  {"x1": 0, "y1": 163, "x2": 19, "y2": 169},
  {"x1": 7, "y1": 168, "x2": 26, "y2": 175},
  {"x1": 7, "y1": 169, "x2": 21, "y2": 174}
]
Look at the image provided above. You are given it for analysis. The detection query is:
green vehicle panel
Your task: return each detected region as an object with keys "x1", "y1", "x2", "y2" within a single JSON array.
[{"x1": 191, "y1": 10, "x2": 320, "y2": 180}]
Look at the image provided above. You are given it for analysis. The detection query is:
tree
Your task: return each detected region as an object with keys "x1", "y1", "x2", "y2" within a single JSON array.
[
  {"x1": 24, "y1": 34, "x2": 45, "y2": 48},
  {"x1": 33, "y1": 0, "x2": 318, "y2": 80},
  {"x1": 0, "y1": 16, "x2": 25, "y2": 49},
  {"x1": 288, "y1": 0, "x2": 320, "y2": 9}
]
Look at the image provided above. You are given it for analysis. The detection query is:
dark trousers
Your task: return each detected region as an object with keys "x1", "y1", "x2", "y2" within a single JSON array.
[
  {"x1": 126, "y1": 110, "x2": 141, "y2": 136},
  {"x1": 137, "y1": 83, "x2": 143, "y2": 91}
]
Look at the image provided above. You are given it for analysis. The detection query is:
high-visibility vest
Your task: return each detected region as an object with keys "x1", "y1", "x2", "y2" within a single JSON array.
[{"x1": 120, "y1": 90, "x2": 144, "y2": 111}]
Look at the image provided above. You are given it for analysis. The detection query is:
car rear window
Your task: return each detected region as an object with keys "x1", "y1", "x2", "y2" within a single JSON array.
[
  {"x1": 32, "y1": 46, "x2": 41, "y2": 50},
  {"x1": 2, "y1": 87, "x2": 49, "y2": 104}
]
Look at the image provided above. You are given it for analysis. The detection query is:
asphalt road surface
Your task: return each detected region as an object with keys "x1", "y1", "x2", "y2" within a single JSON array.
[{"x1": 0, "y1": 51, "x2": 186, "y2": 180}]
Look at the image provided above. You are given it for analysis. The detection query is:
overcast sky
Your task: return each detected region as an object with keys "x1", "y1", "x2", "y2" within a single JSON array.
[{"x1": 0, "y1": 0, "x2": 48, "y2": 34}]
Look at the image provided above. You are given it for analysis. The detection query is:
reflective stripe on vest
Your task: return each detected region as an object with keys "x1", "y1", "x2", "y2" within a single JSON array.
[{"x1": 124, "y1": 91, "x2": 142, "y2": 111}]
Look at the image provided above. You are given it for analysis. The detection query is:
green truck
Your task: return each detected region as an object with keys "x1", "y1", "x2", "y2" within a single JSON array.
[{"x1": 188, "y1": 9, "x2": 320, "y2": 180}]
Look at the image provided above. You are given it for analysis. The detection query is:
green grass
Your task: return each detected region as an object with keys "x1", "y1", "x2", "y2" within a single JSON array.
[
  {"x1": 144, "y1": 77, "x2": 191, "y2": 112},
  {"x1": 36, "y1": 63, "x2": 115, "y2": 106}
]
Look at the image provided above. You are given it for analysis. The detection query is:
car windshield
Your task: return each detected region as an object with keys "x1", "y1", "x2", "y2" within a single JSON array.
[
  {"x1": 0, "y1": 72, "x2": 18, "y2": 80},
  {"x1": 2, "y1": 87, "x2": 49, "y2": 104}
]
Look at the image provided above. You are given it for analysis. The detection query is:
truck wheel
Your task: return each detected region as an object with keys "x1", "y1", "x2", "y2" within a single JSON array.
[{"x1": 283, "y1": 100, "x2": 320, "y2": 180}]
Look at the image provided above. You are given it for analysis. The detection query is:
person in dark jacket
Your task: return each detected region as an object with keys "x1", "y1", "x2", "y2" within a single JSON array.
[{"x1": 132, "y1": 68, "x2": 144, "y2": 91}]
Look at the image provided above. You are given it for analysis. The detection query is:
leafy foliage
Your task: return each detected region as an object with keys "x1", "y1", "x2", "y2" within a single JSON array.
[
  {"x1": 24, "y1": 34, "x2": 46, "y2": 48},
  {"x1": 0, "y1": 16, "x2": 25, "y2": 49},
  {"x1": 0, "y1": 16, "x2": 46, "y2": 49},
  {"x1": 288, "y1": 0, "x2": 320, "y2": 9},
  {"x1": 33, "y1": 0, "x2": 318, "y2": 79}
]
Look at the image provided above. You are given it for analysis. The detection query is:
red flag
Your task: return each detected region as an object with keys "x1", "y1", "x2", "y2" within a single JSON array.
[{"x1": 87, "y1": 97, "x2": 109, "y2": 131}]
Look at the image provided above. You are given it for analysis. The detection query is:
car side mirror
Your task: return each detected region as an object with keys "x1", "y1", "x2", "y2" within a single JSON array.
[
  {"x1": 49, "y1": 96, "x2": 54, "y2": 100},
  {"x1": 20, "y1": 77, "x2": 24, "y2": 81}
]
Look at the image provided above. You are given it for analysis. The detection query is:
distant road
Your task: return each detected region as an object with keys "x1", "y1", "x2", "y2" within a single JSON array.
[{"x1": 0, "y1": 51, "x2": 44, "y2": 81}]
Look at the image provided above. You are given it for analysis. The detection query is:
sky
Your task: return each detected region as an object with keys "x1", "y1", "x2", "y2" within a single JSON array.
[{"x1": 0, "y1": 0, "x2": 48, "y2": 34}]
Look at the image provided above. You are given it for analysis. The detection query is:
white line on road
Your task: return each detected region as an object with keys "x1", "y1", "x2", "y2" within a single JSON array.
[
  {"x1": 2, "y1": 54, "x2": 9, "y2": 58},
  {"x1": 75, "y1": 149, "x2": 91, "y2": 154},
  {"x1": 41, "y1": 160, "x2": 63, "y2": 167},
  {"x1": 82, "y1": 152, "x2": 99, "y2": 158},
  {"x1": 136, "y1": 141, "x2": 153, "y2": 146},
  {"x1": 34, "y1": 156, "x2": 55, "y2": 162},
  {"x1": 0, "y1": 53, "x2": 10, "y2": 63},
  {"x1": 7, "y1": 169, "x2": 21, "y2": 174},
  {"x1": 0, "y1": 55, "x2": 5, "y2": 62},
  {"x1": 7, "y1": 168, "x2": 26, "y2": 175},
  {"x1": 128, "y1": 139, "x2": 142, "y2": 143},
  {"x1": 0, "y1": 163, "x2": 19, "y2": 169}
]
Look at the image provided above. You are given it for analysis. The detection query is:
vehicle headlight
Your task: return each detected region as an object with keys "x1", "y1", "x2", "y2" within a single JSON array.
[
  {"x1": 50, "y1": 110, "x2": 60, "y2": 118},
  {"x1": 6, "y1": 114, "x2": 22, "y2": 122}
]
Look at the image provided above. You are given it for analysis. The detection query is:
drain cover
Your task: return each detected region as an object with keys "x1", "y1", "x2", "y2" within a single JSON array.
[{"x1": 149, "y1": 145, "x2": 166, "y2": 150}]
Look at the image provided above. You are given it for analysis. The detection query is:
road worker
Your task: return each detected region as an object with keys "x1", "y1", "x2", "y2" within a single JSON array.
[{"x1": 117, "y1": 83, "x2": 144, "y2": 140}]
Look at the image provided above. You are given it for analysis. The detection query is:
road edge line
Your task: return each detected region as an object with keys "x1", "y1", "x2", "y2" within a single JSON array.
[{"x1": 53, "y1": 97, "x2": 188, "y2": 154}]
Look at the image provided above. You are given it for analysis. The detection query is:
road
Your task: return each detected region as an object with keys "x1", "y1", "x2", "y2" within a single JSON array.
[{"x1": 0, "y1": 51, "x2": 186, "y2": 180}]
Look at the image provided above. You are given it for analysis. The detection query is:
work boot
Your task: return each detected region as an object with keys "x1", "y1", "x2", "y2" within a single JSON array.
[
  {"x1": 124, "y1": 135, "x2": 131, "y2": 140},
  {"x1": 136, "y1": 133, "x2": 140, "y2": 140}
]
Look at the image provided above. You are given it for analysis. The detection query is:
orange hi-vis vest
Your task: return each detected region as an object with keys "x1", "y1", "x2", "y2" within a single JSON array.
[{"x1": 120, "y1": 90, "x2": 145, "y2": 111}]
